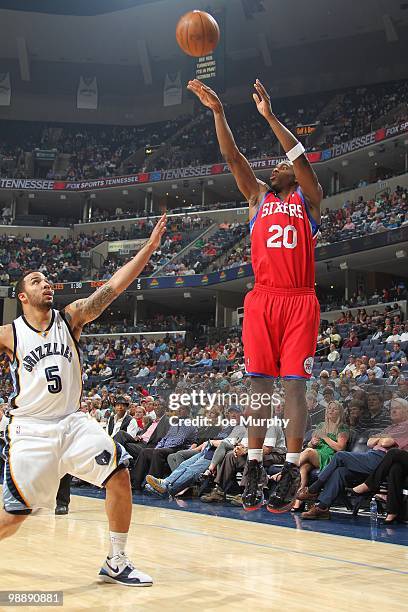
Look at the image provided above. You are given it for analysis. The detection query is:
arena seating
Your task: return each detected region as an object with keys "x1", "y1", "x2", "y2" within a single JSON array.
[{"x1": 0, "y1": 79, "x2": 406, "y2": 181}]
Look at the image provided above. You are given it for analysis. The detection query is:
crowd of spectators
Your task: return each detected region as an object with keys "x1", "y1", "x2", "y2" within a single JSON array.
[
  {"x1": 85, "y1": 314, "x2": 190, "y2": 335},
  {"x1": 0, "y1": 301, "x2": 407, "y2": 521},
  {"x1": 96, "y1": 216, "x2": 212, "y2": 279},
  {"x1": 149, "y1": 92, "x2": 330, "y2": 171},
  {"x1": 160, "y1": 222, "x2": 247, "y2": 276},
  {"x1": 318, "y1": 186, "x2": 408, "y2": 246},
  {"x1": 0, "y1": 79, "x2": 406, "y2": 184},
  {"x1": 320, "y1": 79, "x2": 408, "y2": 148}
]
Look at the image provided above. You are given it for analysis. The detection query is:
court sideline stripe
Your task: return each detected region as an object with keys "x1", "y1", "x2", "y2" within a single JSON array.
[
  {"x1": 143, "y1": 522, "x2": 408, "y2": 576},
  {"x1": 53, "y1": 511, "x2": 408, "y2": 577}
]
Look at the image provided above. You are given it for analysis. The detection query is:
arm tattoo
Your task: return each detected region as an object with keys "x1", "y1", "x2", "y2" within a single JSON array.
[{"x1": 80, "y1": 284, "x2": 117, "y2": 321}]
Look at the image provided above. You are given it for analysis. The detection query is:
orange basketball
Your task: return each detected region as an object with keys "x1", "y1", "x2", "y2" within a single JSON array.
[{"x1": 176, "y1": 10, "x2": 220, "y2": 57}]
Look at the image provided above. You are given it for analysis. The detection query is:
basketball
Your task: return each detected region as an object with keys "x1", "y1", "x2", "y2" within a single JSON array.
[{"x1": 176, "y1": 10, "x2": 220, "y2": 57}]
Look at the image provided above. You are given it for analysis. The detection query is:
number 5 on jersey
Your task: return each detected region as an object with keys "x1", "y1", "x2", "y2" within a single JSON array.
[
  {"x1": 45, "y1": 366, "x2": 62, "y2": 394},
  {"x1": 267, "y1": 224, "x2": 297, "y2": 249}
]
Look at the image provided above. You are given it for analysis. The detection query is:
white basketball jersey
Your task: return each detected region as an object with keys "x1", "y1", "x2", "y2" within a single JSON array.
[{"x1": 9, "y1": 309, "x2": 83, "y2": 419}]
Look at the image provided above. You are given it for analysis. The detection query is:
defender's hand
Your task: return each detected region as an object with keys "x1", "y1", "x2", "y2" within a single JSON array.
[
  {"x1": 187, "y1": 79, "x2": 223, "y2": 113},
  {"x1": 253, "y1": 78, "x2": 273, "y2": 119}
]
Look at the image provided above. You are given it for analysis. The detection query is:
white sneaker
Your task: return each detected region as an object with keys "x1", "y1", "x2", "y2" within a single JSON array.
[{"x1": 98, "y1": 552, "x2": 153, "y2": 587}]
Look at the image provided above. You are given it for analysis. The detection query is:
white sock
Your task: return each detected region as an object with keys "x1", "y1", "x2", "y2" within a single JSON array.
[
  {"x1": 285, "y1": 452, "x2": 300, "y2": 466},
  {"x1": 248, "y1": 449, "x2": 263, "y2": 462},
  {"x1": 109, "y1": 531, "x2": 128, "y2": 558}
]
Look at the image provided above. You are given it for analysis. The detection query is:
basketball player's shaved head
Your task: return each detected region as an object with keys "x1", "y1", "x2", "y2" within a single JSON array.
[
  {"x1": 16, "y1": 271, "x2": 54, "y2": 311},
  {"x1": 269, "y1": 161, "x2": 297, "y2": 193}
]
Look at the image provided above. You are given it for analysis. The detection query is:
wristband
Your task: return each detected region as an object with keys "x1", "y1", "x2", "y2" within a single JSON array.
[{"x1": 286, "y1": 141, "x2": 305, "y2": 162}]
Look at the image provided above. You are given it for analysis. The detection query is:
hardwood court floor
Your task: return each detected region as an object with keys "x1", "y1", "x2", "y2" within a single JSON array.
[{"x1": 1, "y1": 492, "x2": 407, "y2": 612}]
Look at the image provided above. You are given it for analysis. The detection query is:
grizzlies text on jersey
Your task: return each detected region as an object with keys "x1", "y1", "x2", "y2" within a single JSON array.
[{"x1": 9, "y1": 309, "x2": 83, "y2": 418}]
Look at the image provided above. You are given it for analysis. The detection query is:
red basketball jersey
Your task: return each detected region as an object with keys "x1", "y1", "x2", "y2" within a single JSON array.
[{"x1": 250, "y1": 186, "x2": 319, "y2": 289}]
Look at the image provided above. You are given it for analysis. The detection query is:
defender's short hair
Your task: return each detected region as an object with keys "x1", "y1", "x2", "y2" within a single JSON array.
[{"x1": 15, "y1": 271, "x2": 41, "y2": 299}]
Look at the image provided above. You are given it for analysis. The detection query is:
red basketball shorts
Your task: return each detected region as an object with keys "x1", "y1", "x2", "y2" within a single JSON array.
[{"x1": 242, "y1": 284, "x2": 320, "y2": 379}]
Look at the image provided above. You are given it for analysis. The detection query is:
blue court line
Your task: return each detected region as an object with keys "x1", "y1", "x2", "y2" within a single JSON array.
[
  {"x1": 142, "y1": 522, "x2": 408, "y2": 577},
  {"x1": 69, "y1": 489, "x2": 408, "y2": 577},
  {"x1": 70, "y1": 487, "x2": 408, "y2": 547}
]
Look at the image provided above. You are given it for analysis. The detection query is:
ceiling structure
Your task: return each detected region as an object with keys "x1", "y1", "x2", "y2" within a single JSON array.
[{"x1": 0, "y1": 0, "x2": 406, "y2": 66}]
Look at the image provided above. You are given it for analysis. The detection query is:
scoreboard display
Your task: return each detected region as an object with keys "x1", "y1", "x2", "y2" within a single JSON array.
[
  {"x1": 296, "y1": 124, "x2": 318, "y2": 137},
  {"x1": 192, "y1": 7, "x2": 225, "y2": 92}
]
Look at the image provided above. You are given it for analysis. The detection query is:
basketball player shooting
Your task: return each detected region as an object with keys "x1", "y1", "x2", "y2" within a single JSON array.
[
  {"x1": 188, "y1": 78, "x2": 322, "y2": 512},
  {"x1": 0, "y1": 214, "x2": 166, "y2": 586}
]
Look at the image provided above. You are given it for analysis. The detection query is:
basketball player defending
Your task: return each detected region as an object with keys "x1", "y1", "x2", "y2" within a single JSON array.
[
  {"x1": 188, "y1": 79, "x2": 322, "y2": 512},
  {"x1": 0, "y1": 214, "x2": 166, "y2": 586}
]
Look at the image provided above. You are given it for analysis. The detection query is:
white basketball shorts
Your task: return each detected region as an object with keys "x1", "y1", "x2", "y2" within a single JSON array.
[{"x1": 2, "y1": 412, "x2": 130, "y2": 513}]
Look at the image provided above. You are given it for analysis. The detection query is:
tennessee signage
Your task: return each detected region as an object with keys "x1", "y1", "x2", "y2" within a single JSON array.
[{"x1": 1, "y1": 120, "x2": 407, "y2": 192}]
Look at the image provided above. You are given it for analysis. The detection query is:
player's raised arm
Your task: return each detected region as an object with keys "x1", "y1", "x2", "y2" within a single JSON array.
[
  {"x1": 253, "y1": 79, "x2": 323, "y2": 218},
  {"x1": 187, "y1": 79, "x2": 266, "y2": 209},
  {"x1": 63, "y1": 214, "x2": 166, "y2": 336}
]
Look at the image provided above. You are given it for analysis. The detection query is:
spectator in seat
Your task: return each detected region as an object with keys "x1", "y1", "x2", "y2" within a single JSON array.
[
  {"x1": 292, "y1": 401, "x2": 349, "y2": 510},
  {"x1": 130, "y1": 405, "x2": 145, "y2": 430},
  {"x1": 108, "y1": 396, "x2": 139, "y2": 439},
  {"x1": 167, "y1": 405, "x2": 224, "y2": 470},
  {"x1": 132, "y1": 405, "x2": 197, "y2": 490},
  {"x1": 368, "y1": 357, "x2": 384, "y2": 378},
  {"x1": 100, "y1": 363, "x2": 113, "y2": 377},
  {"x1": 400, "y1": 323, "x2": 408, "y2": 342},
  {"x1": 201, "y1": 424, "x2": 286, "y2": 505},
  {"x1": 357, "y1": 392, "x2": 392, "y2": 434},
  {"x1": 354, "y1": 446, "x2": 408, "y2": 524},
  {"x1": 191, "y1": 352, "x2": 213, "y2": 368},
  {"x1": 321, "y1": 386, "x2": 336, "y2": 408},
  {"x1": 390, "y1": 342, "x2": 406, "y2": 364},
  {"x1": 330, "y1": 369, "x2": 341, "y2": 388},
  {"x1": 355, "y1": 364, "x2": 369, "y2": 385},
  {"x1": 343, "y1": 331, "x2": 360, "y2": 349},
  {"x1": 341, "y1": 219, "x2": 355, "y2": 232},
  {"x1": 367, "y1": 370, "x2": 383, "y2": 386},
  {"x1": 371, "y1": 325, "x2": 384, "y2": 341},
  {"x1": 341, "y1": 355, "x2": 357, "y2": 376},
  {"x1": 386, "y1": 366, "x2": 405, "y2": 386},
  {"x1": 327, "y1": 343, "x2": 340, "y2": 362},
  {"x1": 352, "y1": 400, "x2": 408, "y2": 523},
  {"x1": 136, "y1": 365, "x2": 150, "y2": 377},
  {"x1": 351, "y1": 357, "x2": 363, "y2": 378},
  {"x1": 398, "y1": 378, "x2": 408, "y2": 400},
  {"x1": 145, "y1": 410, "x2": 238, "y2": 497},
  {"x1": 306, "y1": 392, "x2": 323, "y2": 430},
  {"x1": 346, "y1": 400, "x2": 366, "y2": 430},
  {"x1": 114, "y1": 401, "x2": 169, "y2": 463},
  {"x1": 298, "y1": 398, "x2": 408, "y2": 519},
  {"x1": 385, "y1": 327, "x2": 401, "y2": 343}
]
